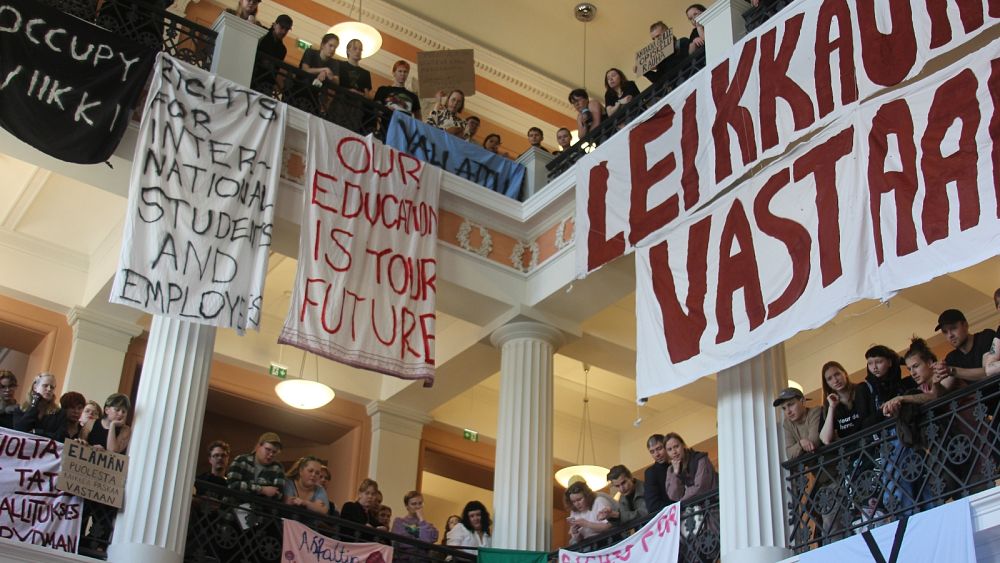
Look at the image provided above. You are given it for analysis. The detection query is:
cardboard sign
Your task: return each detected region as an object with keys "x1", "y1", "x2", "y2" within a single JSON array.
[
  {"x1": 0, "y1": 429, "x2": 82, "y2": 552},
  {"x1": 635, "y1": 30, "x2": 675, "y2": 76},
  {"x1": 56, "y1": 440, "x2": 129, "y2": 509},
  {"x1": 416, "y1": 49, "x2": 476, "y2": 99}
]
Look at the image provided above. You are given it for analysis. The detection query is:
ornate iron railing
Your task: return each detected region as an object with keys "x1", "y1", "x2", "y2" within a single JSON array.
[
  {"x1": 76, "y1": 499, "x2": 118, "y2": 559},
  {"x1": 40, "y1": 0, "x2": 217, "y2": 69},
  {"x1": 546, "y1": 48, "x2": 706, "y2": 181},
  {"x1": 743, "y1": 0, "x2": 796, "y2": 33},
  {"x1": 250, "y1": 55, "x2": 394, "y2": 141},
  {"x1": 784, "y1": 376, "x2": 1000, "y2": 552},
  {"x1": 186, "y1": 481, "x2": 477, "y2": 563},
  {"x1": 551, "y1": 490, "x2": 720, "y2": 563}
]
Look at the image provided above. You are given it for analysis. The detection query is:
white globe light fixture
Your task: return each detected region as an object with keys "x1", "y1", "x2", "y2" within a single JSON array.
[
  {"x1": 274, "y1": 350, "x2": 335, "y2": 410},
  {"x1": 275, "y1": 378, "x2": 335, "y2": 410},
  {"x1": 328, "y1": 21, "x2": 382, "y2": 59},
  {"x1": 555, "y1": 363, "x2": 609, "y2": 491}
]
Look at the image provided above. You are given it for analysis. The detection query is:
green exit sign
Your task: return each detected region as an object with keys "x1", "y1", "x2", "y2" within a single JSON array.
[
  {"x1": 463, "y1": 429, "x2": 479, "y2": 442},
  {"x1": 268, "y1": 363, "x2": 288, "y2": 379},
  {"x1": 296, "y1": 39, "x2": 312, "y2": 50}
]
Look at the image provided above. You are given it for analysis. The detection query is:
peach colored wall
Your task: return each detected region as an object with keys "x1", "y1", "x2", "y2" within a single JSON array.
[{"x1": 0, "y1": 294, "x2": 72, "y2": 403}]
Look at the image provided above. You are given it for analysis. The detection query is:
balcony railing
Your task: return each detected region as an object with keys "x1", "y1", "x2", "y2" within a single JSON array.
[
  {"x1": 186, "y1": 481, "x2": 477, "y2": 563},
  {"x1": 551, "y1": 490, "x2": 720, "y2": 563},
  {"x1": 251, "y1": 56, "x2": 395, "y2": 141},
  {"x1": 784, "y1": 375, "x2": 1000, "y2": 551},
  {"x1": 40, "y1": 0, "x2": 217, "y2": 69},
  {"x1": 546, "y1": 48, "x2": 706, "y2": 180},
  {"x1": 742, "y1": 0, "x2": 795, "y2": 33}
]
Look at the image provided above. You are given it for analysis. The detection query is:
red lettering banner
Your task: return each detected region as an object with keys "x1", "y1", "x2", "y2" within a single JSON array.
[
  {"x1": 279, "y1": 117, "x2": 441, "y2": 384},
  {"x1": 576, "y1": 0, "x2": 999, "y2": 276},
  {"x1": 634, "y1": 40, "x2": 1000, "y2": 397}
]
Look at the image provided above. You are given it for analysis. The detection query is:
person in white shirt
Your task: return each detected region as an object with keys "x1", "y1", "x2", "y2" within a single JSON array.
[
  {"x1": 565, "y1": 481, "x2": 614, "y2": 544},
  {"x1": 446, "y1": 500, "x2": 492, "y2": 551}
]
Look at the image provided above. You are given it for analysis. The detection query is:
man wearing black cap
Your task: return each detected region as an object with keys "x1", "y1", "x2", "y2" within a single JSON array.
[
  {"x1": 774, "y1": 387, "x2": 821, "y2": 460},
  {"x1": 932, "y1": 309, "x2": 997, "y2": 384},
  {"x1": 258, "y1": 15, "x2": 292, "y2": 61}
]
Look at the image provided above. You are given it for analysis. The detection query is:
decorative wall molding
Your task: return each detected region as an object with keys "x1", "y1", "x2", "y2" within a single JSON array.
[
  {"x1": 554, "y1": 216, "x2": 574, "y2": 250},
  {"x1": 510, "y1": 240, "x2": 539, "y2": 273},
  {"x1": 456, "y1": 220, "x2": 493, "y2": 258}
]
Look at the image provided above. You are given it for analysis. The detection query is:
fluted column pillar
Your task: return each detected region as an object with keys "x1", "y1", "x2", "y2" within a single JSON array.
[
  {"x1": 108, "y1": 317, "x2": 216, "y2": 563},
  {"x1": 64, "y1": 307, "x2": 143, "y2": 403},
  {"x1": 717, "y1": 344, "x2": 791, "y2": 563},
  {"x1": 489, "y1": 321, "x2": 564, "y2": 550}
]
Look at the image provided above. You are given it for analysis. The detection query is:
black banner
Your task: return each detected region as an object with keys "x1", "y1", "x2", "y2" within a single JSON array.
[{"x1": 0, "y1": 0, "x2": 155, "y2": 164}]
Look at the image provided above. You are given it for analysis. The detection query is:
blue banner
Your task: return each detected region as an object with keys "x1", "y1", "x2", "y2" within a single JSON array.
[{"x1": 386, "y1": 112, "x2": 524, "y2": 199}]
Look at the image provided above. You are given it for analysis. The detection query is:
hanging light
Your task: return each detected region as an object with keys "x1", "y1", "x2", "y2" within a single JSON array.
[
  {"x1": 554, "y1": 363, "x2": 609, "y2": 491},
  {"x1": 329, "y1": 0, "x2": 382, "y2": 59},
  {"x1": 275, "y1": 349, "x2": 335, "y2": 410}
]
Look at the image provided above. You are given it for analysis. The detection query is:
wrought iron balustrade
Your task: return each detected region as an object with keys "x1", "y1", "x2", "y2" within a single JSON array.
[
  {"x1": 551, "y1": 489, "x2": 720, "y2": 563},
  {"x1": 186, "y1": 481, "x2": 477, "y2": 563},
  {"x1": 40, "y1": 0, "x2": 217, "y2": 69},
  {"x1": 784, "y1": 375, "x2": 1000, "y2": 552},
  {"x1": 743, "y1": 0, "x2": 796, "y2": 33},
  {"x1": 250, "y1": 56, "x2": 393, "y2": 141},
  {"x1": 546, "y1": 49, "x2": 706, "y2": 181}
]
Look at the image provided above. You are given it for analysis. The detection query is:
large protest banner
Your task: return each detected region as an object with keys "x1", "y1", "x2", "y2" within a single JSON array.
[
  {"x1": 111, "y1": 53, "x2": 286, "y2": 334},
  {"x1": 0, "y1": 0, "x2": 156, "y2": 164},
  {"x1": 282, "y1": 517, "x2": 393, "y2": 562},
  {"x1": 280, "y1": 116, "x2": 442, "y2": 384},
  {"x1": 575, "y1": 0, "x2": 1000, "y2": 276},
  {"x1": 385, "y1": 112, "x2": 524, "y2": 199},
  {"x1": 632, "y1": 38, "x2": 1000, "y2": 397},
  {"x1": 558, "y1": 503, "x2": 681, "y2": 563},
  {"x1": 0, "y1": 428, "x2": 82, "y2": 553}
]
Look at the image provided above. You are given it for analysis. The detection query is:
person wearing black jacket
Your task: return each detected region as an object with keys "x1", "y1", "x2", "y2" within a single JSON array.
[
  {"x1": 643, "y1": 434, "x2": 670, "y2": 514},
  {"x1": 16, "y1": 390, "x2": 86, "y2": 441}
]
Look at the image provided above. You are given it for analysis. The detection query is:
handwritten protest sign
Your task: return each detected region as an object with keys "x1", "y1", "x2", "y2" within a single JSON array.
[
  {"x1": 634, "y1": 30, "x2": 675, "y2": 77},
  {"x1": 0, "y1": 0, "x2": 155, "y2": 163},
  {"x1": 280, "y1": 116, "x2": 442, "y2": 384},
  {"x1": 416, "y1": 49, "x2": 476, "y2": 99},
  {"x1": 111, "y1": 53, "x2": 286, "y2": 334},
  {"x1": 0, "y1": 428, "x2": 82, "y2": 553},
  {"x1": 283, "y1": 518, "x2": 393, "y2": 562},
  {"x1": 56, "y1": 441, "x2": 129, "y2": 509},
  {"x1": 559, "y1": 503, "x2": 681, "y2": 563}
]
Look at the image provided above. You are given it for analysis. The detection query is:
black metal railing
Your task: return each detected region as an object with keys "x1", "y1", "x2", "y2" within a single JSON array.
[
  {"x1": 41, "y1": 0, "x2": 217, "y2": 69},
  {"x1": 546, "y1": 48, "x2": 706, "y2": 180},
  {"x1": 784, "y1": 376, "x2": 1000, "y2": 552},
  {"x1": 186, "y1": 481, "x2": 477, "y2": 563},
  {"x1": 77, "y1": 499, "x2": 118, "y2": 559},
  {"x1": 251, "y1": 56, "x2": 394, "y2": 141},
  {"x1": 551, "y1": 490, "x2": 720, "y2": 563},
  {"x1": 743, "y1": 0, "x2": 796, "y2": 33}
]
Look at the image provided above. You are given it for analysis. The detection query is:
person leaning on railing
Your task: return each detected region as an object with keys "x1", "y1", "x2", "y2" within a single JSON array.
[
  {"x1": 447, "y1": 500, "x2": 492, "y2": 551},
  {"x1": 565, "y1": 481, "x2": 615, "y2": 544},
  {"x1": 663, "y1": 433, "x2": 718, "y2": 503},
  {"x1": 818, "y1": 361, "x2": 864, "y2": 445},
  {"x1": 643, "y1": 434, "x2": 671, "y2": 513},
  {"x1": 226, "y1": 432, "x2": 285, "y2": 500},
  {"x1": 568, "y1": 88, "x2": 605, "y2": 138},
  {"x1": 605, "y1": 465, "x2": 648, "y2": 524},
  {"x1": 774, "y1": 387, "x2": 821, "y2": 460},
  {"x1": 390, "y1": 490, "x2": 439, "y2": 562},
  {"x1": 283, "y1": 455, "x2": 330, "y2": 515},
  {"x1": 603, "y1": 68, "x2": 640, "y2": 117}
]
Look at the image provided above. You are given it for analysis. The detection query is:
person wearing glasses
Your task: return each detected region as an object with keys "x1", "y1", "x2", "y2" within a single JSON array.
[
  {"x1": 195, "y1": 440, "x2": 231, "y2": 496},
  {"x1": 0, "y1": 370, "x2": 18, "y2": 429},
  {"x1": 226, "y1": 432, "x2": 285, "y2": 500}
]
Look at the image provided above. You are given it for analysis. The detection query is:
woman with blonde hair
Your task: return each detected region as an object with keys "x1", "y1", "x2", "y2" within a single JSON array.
[
  {"x1": 13, "y1": 372, "x2": 59, "y2": 430},
  {"x1": 341, "y1": 478, "x2": 382, "y2": 527},
  {"x1": 283, "y1": 456, "x2": 330, "y2": 514}
]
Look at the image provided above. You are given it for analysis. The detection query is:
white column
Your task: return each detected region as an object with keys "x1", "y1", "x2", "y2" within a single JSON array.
[
  {"x1": 698, "y1": 0, "x2": 752, "y2": 66},
  {"x1": 489, "y1": 321, "x2": 563, "y2": 550},
  {"x1": 63, "y1": 307, "x2": 143, "y2": 402},
  {"x1": 717, "y1": 344, "x2": 791, "y2": 563},
  {"x1": 367, "y1": 401, "x2": 432, "y2": 513},
  {"x1": 211, "y1": 11, "x2": 267, "y2": 86},
  {"x1": 108, "y1": 317, "x2": 216, "y2": 563}
]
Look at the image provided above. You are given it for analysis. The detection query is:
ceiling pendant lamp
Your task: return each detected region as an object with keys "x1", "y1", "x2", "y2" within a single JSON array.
[
  {"x1": 275, "y1": 348, "x2": 335, "y2": 410},
  {"x1": 329, "y1": 0, "x2": 382, "y2": 59},
  {"x1": 554, "y1": 363, "x2": 609, "y2": 491}
]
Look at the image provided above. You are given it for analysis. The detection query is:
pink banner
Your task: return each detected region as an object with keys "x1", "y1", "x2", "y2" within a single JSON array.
[{"x1": 282, "y1": 518, "x2": 394, "y2": 563}]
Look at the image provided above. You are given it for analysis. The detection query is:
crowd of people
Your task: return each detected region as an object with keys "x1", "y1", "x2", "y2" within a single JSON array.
[
  {"x1": 775, "y1": 294, "x2": 1000, "y2": 540},
  {"x1": 235, "y1": 0, "x2": 720, "y2": 160}
]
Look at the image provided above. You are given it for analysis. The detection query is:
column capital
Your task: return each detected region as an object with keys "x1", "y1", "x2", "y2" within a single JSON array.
[
  {"x1": 210, "y1": 11, "x2": 268, "y2": 85},
  {"x1": 698, "y1": 0, "x2": 752, "y2": 66},
  {"x1": 66, "y1": 306, "x2": 144, "y2": 351},
  {"x1": 366, "y1": 400, "x2": 432, "y2": 439},
  {"x1": 489, "y1": 320, "x2": 565, "y2": 349}
]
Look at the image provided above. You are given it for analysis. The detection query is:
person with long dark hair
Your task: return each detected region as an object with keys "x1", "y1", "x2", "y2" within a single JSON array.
[
  {"x1": 447, "y1": 500, "x2": 491, "y2": 550},
  {"x1": 664, "y1": 433, "x2": 718, "y2": 502},
  {"x1": 603, "y1": 68, "x2": 640, "y2": 116},
  {"x1": 819, "y1": 361, "x2": 863, "y2": 444}
]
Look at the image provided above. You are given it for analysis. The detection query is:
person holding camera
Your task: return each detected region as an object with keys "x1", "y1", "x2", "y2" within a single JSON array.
[{"x1": 568, "y1": 88, "x2": 605, "y2": 138}]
